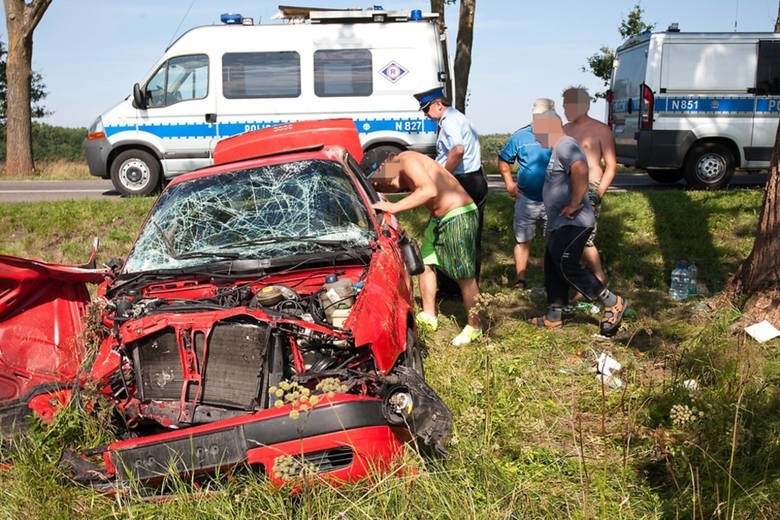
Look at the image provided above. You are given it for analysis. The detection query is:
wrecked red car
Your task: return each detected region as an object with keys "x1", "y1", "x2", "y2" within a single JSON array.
[{"x1": 0, "y1": 119, "x2": 450, "y2": 489}]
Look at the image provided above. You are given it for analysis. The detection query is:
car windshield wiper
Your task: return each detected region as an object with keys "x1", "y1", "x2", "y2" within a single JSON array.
[
  {"x1": 175, "y1": 250, "x2": 240, "y2": 260},
  {"x1": 217, "y1": 235, "x2": 362, "y2": 251}
]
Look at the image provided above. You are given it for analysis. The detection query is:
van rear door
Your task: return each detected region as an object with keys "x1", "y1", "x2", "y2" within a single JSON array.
[
  {"x1": 750, "y1": 39, "x2": 780, "y2": 167},
  {"x1": 611, "y1": 39, "x2": 649, "y2": 165}
]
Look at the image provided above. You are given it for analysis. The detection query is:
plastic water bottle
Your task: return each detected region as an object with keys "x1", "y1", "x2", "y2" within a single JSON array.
[
  {"x1": 687, "y1": 261, "x2": 698, "y2": 296},
  {"x1": 669, "y1": 262, "x2": 690, "y2": 300}
]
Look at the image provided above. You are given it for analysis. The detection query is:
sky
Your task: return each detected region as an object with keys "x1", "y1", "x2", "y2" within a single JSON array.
[{"x1": 5, "y1": 0, "x2": 778, "y2": 134}]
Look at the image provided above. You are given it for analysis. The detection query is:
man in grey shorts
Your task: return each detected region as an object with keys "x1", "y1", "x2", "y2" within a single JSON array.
[{"x1": 498, "y1": 98, "x2": 555, "y2": 289}]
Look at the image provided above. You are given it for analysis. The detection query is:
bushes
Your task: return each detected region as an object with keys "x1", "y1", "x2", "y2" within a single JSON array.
[
  {"x1": 0, "y1": 122, "x2": 86, "y2": 162},
  {"x1": 479, "y1": 133, "x2": 510, "y2": 164}
]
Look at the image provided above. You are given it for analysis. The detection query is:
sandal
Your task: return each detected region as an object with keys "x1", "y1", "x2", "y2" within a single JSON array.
[
  {"x1": 528, "y1": 315, "x2": 563, "y2": 330},
  {"x1": 514, "y1": 279, "x2": 527, "y2": 290},
  {"x1": 600, "y1": 296, "x2": 627, "y2": 337}
]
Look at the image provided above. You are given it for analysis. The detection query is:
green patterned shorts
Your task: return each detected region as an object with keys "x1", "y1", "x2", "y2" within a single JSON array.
[{"x1": 420, "y1": 202, "x2": 478, "y2": 280}]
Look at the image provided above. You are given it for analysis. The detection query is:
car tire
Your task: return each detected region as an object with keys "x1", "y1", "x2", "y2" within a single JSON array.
[
  {"x1": 110, "y1": 149, "x2": 161, "y2": 197},
  {"x1": 683, "y1": 143, "x2": 735, "y2": 190},
  {"x1": 404, "y1": 327, "x2": 426, "y2": 378},
  {"x1": 646, "y1": 168, "x2": 683, "y2": 184}
]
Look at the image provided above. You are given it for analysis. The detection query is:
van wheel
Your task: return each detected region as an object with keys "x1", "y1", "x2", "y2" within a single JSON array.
[
  {"x1": 646, "y1": 169, "x2": 683, "y2": 184},
  {"x1": 684, "y1": 143, "x2": 735, "y2": 190},
  {"x1": 110, "y1": 150, "x2": 161, "y2": 197}
]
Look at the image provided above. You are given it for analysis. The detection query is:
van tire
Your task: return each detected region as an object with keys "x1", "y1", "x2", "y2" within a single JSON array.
[
  {"x1": 647, "y1": 169, "x2": 683, "y2": 184},
  {"x1": 110, "y1": 150, "x2": 161, "y2": 197},
  {"x1": 684, "y1": 143, "x2": 735, "y2": 190}
]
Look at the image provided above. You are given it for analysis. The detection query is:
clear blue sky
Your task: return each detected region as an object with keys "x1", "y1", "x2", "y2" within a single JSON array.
[{"x1": 6, "y1": 0, "x2": 778, "y2": 134}]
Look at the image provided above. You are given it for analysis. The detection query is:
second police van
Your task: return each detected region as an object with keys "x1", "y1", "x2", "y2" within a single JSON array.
[
  {"x1": 86, "y1": 6, "x2": 448, "y2": 195},
  {"x1": 608, "y1": 27, "x2": 780, "y2": 189}
]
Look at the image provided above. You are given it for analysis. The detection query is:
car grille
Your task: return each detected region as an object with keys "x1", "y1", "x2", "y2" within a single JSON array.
[{"x1": 132, "y1": 321, "x2": 268, "y2": 410}]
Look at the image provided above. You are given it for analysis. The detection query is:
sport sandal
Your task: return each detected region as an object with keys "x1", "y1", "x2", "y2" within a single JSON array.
[
  {"x1": 528, "y1": 315, "x2": 563, "y2": 330},
  {"x1": 600, "y1": 296, "x2": 627, "y2": 337}
]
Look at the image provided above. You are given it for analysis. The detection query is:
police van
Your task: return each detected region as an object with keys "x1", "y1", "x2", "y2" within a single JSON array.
[
  {"x1": 608, "y1": 28, "x2": 780, "y2": 189},
  {"x1": 86, "y1": 6, "x2": 447, "y2": 195}
]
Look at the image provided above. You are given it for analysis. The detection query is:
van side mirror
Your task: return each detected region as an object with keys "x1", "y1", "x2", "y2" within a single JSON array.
[{"x1": 132, "y1": 83, "x2": 147, "y2": 110}]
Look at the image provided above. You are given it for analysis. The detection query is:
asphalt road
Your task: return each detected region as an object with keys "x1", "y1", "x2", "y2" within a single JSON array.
[{"x1": 0, "y1": 171, "x2": 770, "y2": 203}]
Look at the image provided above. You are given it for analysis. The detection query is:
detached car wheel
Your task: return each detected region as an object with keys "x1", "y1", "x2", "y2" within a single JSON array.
[
  {"x1": 646, "y1": 168, "x2": 683, "y2": 184},
  {"x1": 110, "y1": 150, "x2": 161, "y2": 196},
  {"x1": 684, "y1": 143, "x2": 735, "y2": 190}
]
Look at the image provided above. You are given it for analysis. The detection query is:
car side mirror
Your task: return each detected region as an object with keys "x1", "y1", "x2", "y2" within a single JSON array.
[
  {"x1": 398, "y1": 231, "x2": 424, "y2": 275},
  {"x1": 132, "y1": 83, "x2": 147, "y2": 110}
]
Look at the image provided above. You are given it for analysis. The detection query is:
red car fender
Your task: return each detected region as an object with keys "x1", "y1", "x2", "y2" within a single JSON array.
[
  {"x1": 348, "y1": 236, "x2": 412, "y2": 374},
  {"x1": 0, "y1": 254, "x2": 105, "y2": 405}
]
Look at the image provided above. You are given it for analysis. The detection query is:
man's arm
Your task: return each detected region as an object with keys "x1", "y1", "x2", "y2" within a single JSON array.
[
  {"x1": 598, "y1": 125, "x2": 617, "y2": 197},
  {"x1": 444, "y1": 144, "x2": 465, "y2": 173},
  {"x1": 560, "y1": 160, "x2": 588, "y2": 219},
  {"x1": 498, "y1": 158, "x2": 520, "y2": 197}
]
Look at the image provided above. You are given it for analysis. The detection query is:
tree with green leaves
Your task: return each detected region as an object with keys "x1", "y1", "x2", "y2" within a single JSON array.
[
  {"x1": 583, "y1": 3, "x2": 654, "y2": 98},
  {"x1": 0, "y1": 39, "x2": 47, "y2": 125},
  {"x1": 3, "y1": 0, "x2": 52, "y2": 177}
]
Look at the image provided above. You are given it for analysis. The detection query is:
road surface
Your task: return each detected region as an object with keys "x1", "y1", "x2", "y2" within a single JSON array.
[{"x1": 0, "y1": 172, "x2": 770, "y2": 203}]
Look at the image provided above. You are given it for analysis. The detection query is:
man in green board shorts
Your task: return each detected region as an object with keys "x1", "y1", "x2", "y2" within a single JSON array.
[{"x1": 364, "y1": 150, "x2": 483, "y2": 347}]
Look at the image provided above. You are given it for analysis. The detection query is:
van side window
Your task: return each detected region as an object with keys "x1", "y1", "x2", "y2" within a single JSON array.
[
  {"x1": 314, "y1": 49, "x2": 372, "y2": 97},
  {"x1": 756, "y1": 41, "x2": 780, "y2": 95},
  {"x1": 223, "y1": 52, "x2": 301, "y2": 98},
  {"x1": 145, "y1": 54, "x2": 209, "y2": 108}
]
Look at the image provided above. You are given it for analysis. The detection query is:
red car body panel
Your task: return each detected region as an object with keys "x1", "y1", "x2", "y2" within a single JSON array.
[
  {"x1": 0, "y1": 254, "x2": 104, "y2": 417},
  {"x1": 0, "y1": 120, "x2": 451, "y2": 490},
  {"x1": 212, "y1": 118, "x2": 364, "y2": 166}
]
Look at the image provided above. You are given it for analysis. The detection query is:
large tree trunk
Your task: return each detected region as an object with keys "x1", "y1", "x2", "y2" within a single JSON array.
[
  {"x1": 453, "y1": 0, "x2": 475, "y2": 113},
  {"x1": 3, "y1": 0, "x2": 52, "y2": 177},
  {"x1": 719, "y1": 121, "x2": 780, "y2": 326},
  {"x1": 429, "y1": 0, "x2": 453, "y2": 101}
]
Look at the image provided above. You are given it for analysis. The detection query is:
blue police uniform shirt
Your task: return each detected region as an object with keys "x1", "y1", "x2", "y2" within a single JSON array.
[
  {"x1": 436, "y1": 107, "x2": 482, "y2": 175},
  {"x1": 498, "y1": 125, "x2": 552, "y2": 202}
]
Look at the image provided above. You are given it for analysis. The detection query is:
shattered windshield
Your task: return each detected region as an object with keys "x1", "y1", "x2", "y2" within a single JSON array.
[{"x1": 123, "y1": 159, "x2": 375, "y2": 273}]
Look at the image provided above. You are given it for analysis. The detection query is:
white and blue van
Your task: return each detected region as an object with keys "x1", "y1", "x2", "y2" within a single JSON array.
[
  {"x1": 86, "y1": 7, "x2": 447, "y2": 195},
  {"x1": 608, "y1": 29, "x2": 780, "y2": 189}
]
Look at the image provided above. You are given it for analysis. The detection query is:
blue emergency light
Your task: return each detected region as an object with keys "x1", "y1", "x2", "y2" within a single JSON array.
[
  {"x1": 410, "y1": 9, "x2": 422, "y2": 20},
  {"x1": 220, "y1": 13, "x2": 243, "y2": 24}
]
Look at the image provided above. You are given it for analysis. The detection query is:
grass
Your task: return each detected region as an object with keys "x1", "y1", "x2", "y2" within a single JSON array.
[{"x1": 1, "y1": 187, "x2": 778, "y2": 518}]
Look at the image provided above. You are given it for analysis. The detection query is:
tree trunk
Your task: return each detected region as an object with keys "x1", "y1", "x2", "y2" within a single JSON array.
[
  {"x1": 720, "y1": 121, "x2": 780, "y2": 326},
  {"x1": 429, "y1": 0, "x2": 453, "y2": 101},
  {"x1": 453, "y1": 0, "x2": 475, "y2": 113},
  {"x1": 3, "y1": 0, "x2": 52, "y2": 177}
]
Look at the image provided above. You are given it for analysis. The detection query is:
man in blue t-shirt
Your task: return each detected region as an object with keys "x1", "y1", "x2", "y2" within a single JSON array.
[
  {"x1": 498, "y1": 98, "x2": 555, "y2": 289},
  {"x1": 529, "y1": 108, "x2": 627, "y2": 337}
]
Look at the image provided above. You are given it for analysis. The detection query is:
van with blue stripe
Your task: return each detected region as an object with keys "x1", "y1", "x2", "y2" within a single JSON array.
[
  {"x1": 608, "y1": 28, "x2": 780, "y2": 189},
  {"x1": 85, "y1": 7, "x2": 447, "y2": 196}
]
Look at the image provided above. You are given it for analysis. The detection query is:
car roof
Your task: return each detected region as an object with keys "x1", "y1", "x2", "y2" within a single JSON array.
[
  {"x1": 213, "y1": 118, "x2": 363, "y2": 165},
  {"x1": 167, "y1": 118, "x2": 365, "y2": 187}
]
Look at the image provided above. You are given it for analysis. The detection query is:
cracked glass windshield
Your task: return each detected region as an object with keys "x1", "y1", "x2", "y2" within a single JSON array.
[{"x1": 123, "y1": 159, "x2": 375, "y2": 273}]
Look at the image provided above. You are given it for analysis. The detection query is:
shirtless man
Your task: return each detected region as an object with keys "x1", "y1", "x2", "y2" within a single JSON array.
[
  {"x1": 367, "y1": 150, "x2": 483, "y2": 346},
  {"x1": 562, "y1": 86, "x2": 617, "y2": 283}
]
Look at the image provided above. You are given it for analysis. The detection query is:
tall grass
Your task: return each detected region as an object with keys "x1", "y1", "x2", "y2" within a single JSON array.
[{"x1": 0, "y1": 188, "x2": 777, "y2": 518}]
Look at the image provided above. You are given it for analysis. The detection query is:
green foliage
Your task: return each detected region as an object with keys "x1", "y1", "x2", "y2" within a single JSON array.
[
  {"x1": 479, "y1": 133, "x2": 511, "y2": 163},
  {"x1": 0, "y1": 122, "x2": 87, "y2": 162},
  {"x1": 0, "y1": 39, "x2": 48, "y2": 124},
  {"x1": 583, "y1": 3, "x2": 655, "y2": 97},
  {"x1": 0, "y1": 187, "x2": 777, "y2": 518}
]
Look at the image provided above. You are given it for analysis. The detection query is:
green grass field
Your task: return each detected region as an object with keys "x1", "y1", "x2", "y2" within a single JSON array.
[{"x1": 0, "y1": 187, "x2": 777, "y2": 519}]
